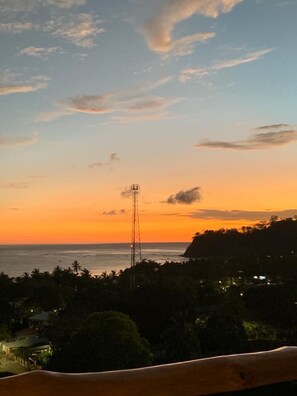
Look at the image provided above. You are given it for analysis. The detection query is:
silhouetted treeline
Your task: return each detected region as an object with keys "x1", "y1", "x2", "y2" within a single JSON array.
[{"x1": 184, "y1": 217, "x2": 297, "y2": 258}]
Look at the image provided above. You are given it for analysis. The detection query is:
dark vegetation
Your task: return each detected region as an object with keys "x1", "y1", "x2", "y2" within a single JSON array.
[
  {"x1": 184, "y1": 216, "x2": 297, "y2": 257},
  {"x1": 1, "y1": 217, "x2": 297, "y2": 383}
]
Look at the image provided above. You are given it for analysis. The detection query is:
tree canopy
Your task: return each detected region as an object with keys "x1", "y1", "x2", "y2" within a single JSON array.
[
  {"x1": 48, "y1": 311, "x2": 152, "y2": 372},
  {"x1": 184, "y1": 217, "x2": 297, "y2": 258}
]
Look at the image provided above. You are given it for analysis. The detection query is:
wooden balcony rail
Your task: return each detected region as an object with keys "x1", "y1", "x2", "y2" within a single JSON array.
[{"x1": 0, "y1": 347, "x2": 297, "y2": 396}]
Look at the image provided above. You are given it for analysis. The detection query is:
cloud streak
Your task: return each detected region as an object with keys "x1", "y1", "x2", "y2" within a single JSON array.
[
  {"x1": 1, "y1": 182, "x2": 30, "y2": 189},
  {"x1": 44, "y1": 0, "x2": 86, "y2": 8},
  {"x1": 180, "y1": 48, "x2": 273, "y2": 82},
  {"x1": 20, "y1": 46, "x2": 64, "y2": 59},
  {"x1": 0, "y1": 0, "x2": 86, "y2": 17},
  {"x1": 89, "y1": 153, "x2": 120, "y2": 169},
  {"x1": 102, "y1": 209, "x2": 127, "y2": 216},
  {"x1": 213, "y1": 49, "x2": 272, "y2": 70},
  {"x1": 0, "y1": 133, "x2": 38, "y2": 148},
  {"x1": 121, "y1": 187, "x2": 134, "y2": 199},
  {"x1": 164, "y1": 32, "x2": 215, "y2": 58},
  {"x1": 0, "y1": 73, "x2": 49, "y2": 96},
  {"x1": 0, "y1": 82, "x2": 47, "y2": 95},
  {"x1": 0, "y1": 22, "x2": 36, "y2": 33},
  {"x1": 196, "y1": 125, "x2": 297, "y2": 150},
  {"x1": 114, "y1": 111, "x2": 172, "y2": 124},
  {"x1": 35, "y1": 110, "x2": 73, "y2": 122},
  {"x1": 187, "y1": 209, "x2": 297, "y2": 221},
  {"x1": 143, "y1": 0, "x2": 242, "y2": 56},
  {"x1": 255, "y1": 123, "x2": 290, "y2": 130},
  {"x1": 43, "y1": 76, "x2": 176, "y2": 124},
  {"x1": 164, "y1": 187, "x2": 202, "y2": 205}
]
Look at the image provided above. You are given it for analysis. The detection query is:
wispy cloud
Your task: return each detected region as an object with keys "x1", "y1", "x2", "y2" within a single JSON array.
[
  {"x1": 142, "y1": 0, "x2": 242, "y2": 56},
  {"x1": 44, "y1": 0, "x2": 86, "y2": 8},
  {"x1": 0, "y1": 22, "x2": 36, "y2": 33},
  {"x1": 164, "y1": 32, "x2": 215, "y2": 58},
  {"x1": 45, "y1": 13, "x2": 105, "y2": 47},
  {"x1": 213, "y1": 49, "x2": 272, "y2": 70},
  {"x1": 187, "y1": 209, "x2": 297, "y2": 221},
  {"x1": 89, "y1": 153, "x2": 120, "y2": 169},
  {"x1": 0, "y1": 2, "x2": 98, "y2": 45},
  {"x1": 43, "y1": 76, "x2": 176, "y2": 124},
  {"x1": 27, "y1": 175, "x2": 46, "y2": 179},
  {"x1": 179, "y1": 67, "x2": 209, "y2": 82},
  {"x1": 0, "y1": 82, "x2": 47, "y2": 95},
  {"x1": 163, "y1": 187, "x2": 202, "y2": 205},
  {"x1": 255, "y1": 123, "x2": 290, "y2": 130},
  {"x1": 102, "y1": 209, "x2": 127, "y2": 216},
  {"x1": 0, "y1": 1, "x2": 87, "y2": 37},
  {"x1": 62, "y1": 95, "x2": 111, "y2": 114},
  {"x1": 35, "y1": 110, "x2": 74, "y2": 122},
  {"x1": 114, "y1": 111, "x2": 173, "y2": 124},
  {"x1": 20, "y1": 46, "x2": 64, "y2": 59},
  {"x1": 1, "y1": 182, "x2": 30, "y2": 189},
  {"x1": 196, "y1": 124, "x2": 297, "y2": 150},
  {"x1": 0, "y1": 133, "x2": 38, "y2": 148},
  {"x1": 125, "y1": 96, "x2": 177, "y2": 112},
  {"x1": 0, "y1": 73, "x2": 49, "y2": 96},
  {"x1": 180, "y1": 48, "x2": 273, "y2": 82},
  {"x1": 0, "y1": 0, "x2": 86, "y2": 17},
  {"x1": 121, "y1": 186, "x2": 134, "y2": 199}
]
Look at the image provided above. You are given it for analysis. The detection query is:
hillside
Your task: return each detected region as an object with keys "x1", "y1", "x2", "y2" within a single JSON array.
[{"x1": 184, "y1": 217, "x2": 297, "y2": 258}]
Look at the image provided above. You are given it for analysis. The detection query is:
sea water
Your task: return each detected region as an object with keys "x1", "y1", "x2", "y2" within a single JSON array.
[{"x1": 0, "y1": 242, "x2": 189, "y2": 277}]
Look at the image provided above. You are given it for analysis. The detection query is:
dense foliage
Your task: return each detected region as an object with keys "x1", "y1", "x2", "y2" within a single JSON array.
[
  {"x1": 184, "y1": 217, "x2": 297, "y2": 257},
  {"x1": 48, "y1": 311, "x2": 152, "y2": 372}
]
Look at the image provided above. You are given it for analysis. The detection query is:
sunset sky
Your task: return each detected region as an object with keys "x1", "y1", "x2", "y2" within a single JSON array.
[{"x1": 1, "y1": 0, "x2": 297, "y2": 244}]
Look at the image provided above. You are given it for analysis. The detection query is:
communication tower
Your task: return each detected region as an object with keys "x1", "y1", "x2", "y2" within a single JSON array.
[{"x1": 130, "y1": 184, "x2": 141, "y2": 272}]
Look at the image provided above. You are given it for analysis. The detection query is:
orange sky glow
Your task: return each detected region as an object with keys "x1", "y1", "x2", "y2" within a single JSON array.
[{"x1": 1, "y1": 0, "x2": 297, "y2": 245}]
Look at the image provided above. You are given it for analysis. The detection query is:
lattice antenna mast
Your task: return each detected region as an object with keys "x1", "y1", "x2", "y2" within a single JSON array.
[{"x1": 130, "y1": 184, "x2": 141, "y2": 270}]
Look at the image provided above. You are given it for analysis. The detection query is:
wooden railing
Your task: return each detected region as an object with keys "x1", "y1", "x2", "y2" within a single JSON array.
[{"x1": 1, "y1": 347, "x2": 297, "y2": 396}]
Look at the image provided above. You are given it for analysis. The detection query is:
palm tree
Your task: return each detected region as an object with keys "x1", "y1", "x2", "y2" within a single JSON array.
[
  {"x1": 71, "y1": 260, "x2": 82, "y2": 275},
  {"x1": 81, "y1": 268, "x2": 91, "y2": 279},
  {"x1": 31, "y1": 268, "x2": 42, "y2": 279},
  {"x1": 52, "y1": 266, "x2": 63, "y2": 286}
]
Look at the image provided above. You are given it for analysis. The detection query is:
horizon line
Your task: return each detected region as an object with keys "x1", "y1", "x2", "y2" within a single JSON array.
[{"x1": 0, "y1": 241, "x2": 189, "y2": 247}]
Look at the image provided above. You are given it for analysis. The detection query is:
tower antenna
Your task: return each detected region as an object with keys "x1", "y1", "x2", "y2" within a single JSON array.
[{"x1": 130, "y1": 184, "x2": 141, "y2": 285}]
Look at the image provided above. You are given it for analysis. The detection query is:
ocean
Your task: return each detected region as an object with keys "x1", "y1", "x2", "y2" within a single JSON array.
[{"x1": 0, "y1": 242, "x2": 189, "y2": 278}]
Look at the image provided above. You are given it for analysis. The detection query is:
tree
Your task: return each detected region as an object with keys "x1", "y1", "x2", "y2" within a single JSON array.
[
  {"x1": 200, "y1": 314, "x2": 248, "y2": 355},
  {"x1": 48, "y1": 311, "x2": 152, "y2": 372},
  {"x1": 72, "y1": 261, "x2": 82, "y2": 275},
  {"x1": 80, "y1": 268, "x2": 91, "y2": 278},
  {"x1": 160, "y1": 316, "x2": 201, "y2": 363}
]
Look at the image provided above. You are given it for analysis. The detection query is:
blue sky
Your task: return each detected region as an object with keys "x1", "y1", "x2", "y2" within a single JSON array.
[{"x1": 1, "y1": 0, "x2": 297, "y2": 243}]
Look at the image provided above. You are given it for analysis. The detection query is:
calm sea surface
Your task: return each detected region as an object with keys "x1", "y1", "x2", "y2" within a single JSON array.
[{"x1": 0, "y1": 243, "x2": 189, "y2": 278}]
